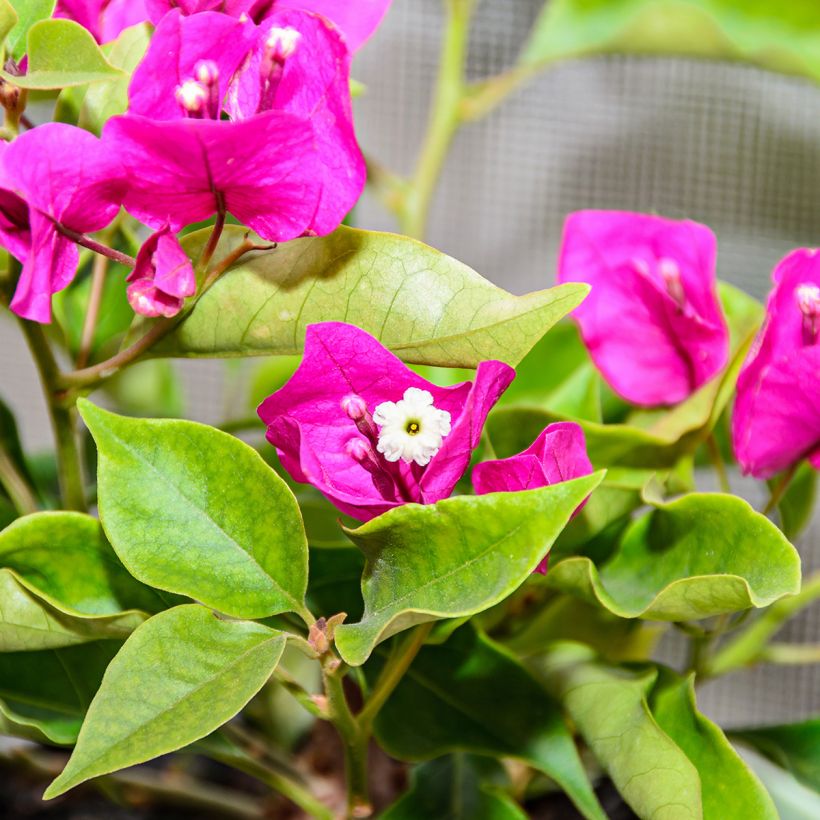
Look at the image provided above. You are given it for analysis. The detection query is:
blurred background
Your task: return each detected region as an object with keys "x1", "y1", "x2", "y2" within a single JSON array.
[{"x1": 1, "y1": 0, "x2": 818, "y2": 732}]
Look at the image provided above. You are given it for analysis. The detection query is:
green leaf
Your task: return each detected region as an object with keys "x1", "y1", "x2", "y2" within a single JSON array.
[
  {"x1": 0, "y1": 0, "x2": 17, "y2": 48},
  {"x1": 0, "y1": 569, "x2": 143, "y2": 650},
  {"x1": 769, "y1": 462, "x2": 818, "y2": 541},
  {"x1": 2, "y1": 18, "x2": 124, "y2": 89},
  {"x1": 152, "y1": 225, "x2": 589, "y2": 368},
  {"x1": 383, "y1": 754, "x2": 527, "y2": 820},
  {"x1": 738, "y1": 747, "x2": 820, "y2": 820},
  {"x1": 547, "y1": 493, "x2": 801, "y2": 621},
  {"x1": 78, "y1": 401, "x2": 309, "y2": 620},
  {"x1": 0, "y1": 641, "x2": 121, "y2": 745},
  {"x1": 650, "y1": 669, "x2": 777, "y2": 819},
  {"x1": 488, "y1": 283, "x2": 762, "y2": 469},
  {"x1": 0, "y1": 512, "x2": 172, "y2": 617},
  {"x1": 6, "y1": 0, "x2": 52, "y2": 60},
  {"x1": 535, "y1": 643, "x2": 703, "y2": 820},
  {"x1": 521, "y1": 0, "x2": 820, "y2": 86},
  {"x1": 81, "y1": 22, "x2": 150, "y2": 133},
  {"x1": 373, "y1": 627, "x2": 605, "y2": 820},
  {"x1": 307, "y1": 547, "x2": 365, "y2": 623},
  {"x1": 44, "y1": 604, "x2": 288, "y2": 798},
  {"x1": 731, "y1": 717, "x2": 820, "y2": 794},
  {"x1": 334, "y1": 472, "x2": 605, "y2": 666}
]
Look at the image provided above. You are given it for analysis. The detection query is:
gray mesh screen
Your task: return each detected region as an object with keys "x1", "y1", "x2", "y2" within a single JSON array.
[{"x1": 0, "y1": 0, "x2": 818, "y2": 728}]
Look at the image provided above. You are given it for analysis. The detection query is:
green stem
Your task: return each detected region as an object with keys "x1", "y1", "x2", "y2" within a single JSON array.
[
  {"x1": 76, "y1": 250, "x2": 110, "y2": 369},
  {"x1": 0, "y1": 446, "x2": 38, "y2": 514},
  {"x1": 705, "y1": 433, "x2": 730, "y2": 494},
  {"x1": 459, "y1": 63, "x2": 536, "y2": 121},
  {"x1": 399, "y1": 0, "x2": 476, "y2": 239},
  {"x1": 322, "y1": 658, "x2": 371, "y2": 818},
  {"x1": 763, "y1": 462, "x2": 798, "y2": 516},
  {"x1": 358, "y1": 622, "x2": 433, "y2": 732},
  {"x1": 758, "y1": 643, "x2": 820, "y2": 665},
  {"x1": 17, "y1": 317, "x2": 86, "y2": 511}
]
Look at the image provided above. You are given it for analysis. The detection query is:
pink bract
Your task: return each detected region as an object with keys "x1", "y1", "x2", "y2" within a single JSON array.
[
  {"x1": 127, "y1": 226, "x2": 196, "y2": 318},
  {"x1": 257, "y1": 322, "x2": 514, "y2": 522},
  {"x1": 55, "y1": 0, "x2": 149, "y2": 43},
  {"x1": 732, "y1": 248, "x2": 820, "y2": 479},
  {"x1": 472, "y1": 422, "x2": 594, "y2": 573},
  {"x1": 557, "y1": 210, "x2": 729, "y2": 407},
  {"x1": 3, "y1": 124, "x2": 126, "y2": 323}
]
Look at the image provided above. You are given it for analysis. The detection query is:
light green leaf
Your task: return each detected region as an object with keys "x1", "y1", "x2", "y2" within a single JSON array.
[
  {"x1": 334, "y1": 472, "x2": 605, "y2": 666},
  {"x1": 738, "y1": 747, "x2": 820, "y2": 820},
  {"x1": 0, "y1": 0, "x2": 18, "y2": 48},
  {"x1": 373, "y1": 627, "x2": 605, "y2": 820},
  {"x1": 521, "y1": 0, "x2": 820, "y2": 86},
  {"x1": 2, "y1": 18, "x2": 124, "y2": 89},
  {"x1": 152, "y1": 225, "x2": 588, "y2": 368},
  {"x1": 79, "y1": 400, "x2": 309, "y2": 620},
  {"x1": 0, "y1": 569, "x2": 143, "y2": 650},
  {"x1": 731, "y1": 717, "x2": 820, "y2": 794},
  {"x1": 81, "y1": 22, "x2": 150, "y2": 133},
  {"x1": 547, "y1": 493, "x2": 801, "y2": 621},
  {"x1": 0, "y1": 641, "x2": 121, "y2": 745},
  {"x1": 0, "y1": 512, "x2": 172, "y2": 617},
  {"x1": 383, "y1": 754, "x2": 527, "y2": 820},
  {"x1": 535, "y1": 643, "x2": 703, "y2": 820},
  {"x1": 44, "y1": 605, "x2": 287, "y2": 798},
  {"x1": 6, "y1": 0, "x2": 52, "y2": 60},
  {"x1": 650, "y1": 669, "x2": 777, "y2": 819}
]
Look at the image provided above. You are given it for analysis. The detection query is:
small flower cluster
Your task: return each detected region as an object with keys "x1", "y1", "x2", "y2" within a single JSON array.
[{"x1": 1, "y1": 0, "x2": 389, "y2": 322}]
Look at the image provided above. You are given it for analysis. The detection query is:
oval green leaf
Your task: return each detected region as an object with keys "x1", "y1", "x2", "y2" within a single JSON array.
[
  {"x1": 373, "y1": 627, "x2": 605, "y2": 820},
  {"x1": 44, "y1": 605, "x2": 287, "y2": 798},
  {"x1": 78, "y1": 400, "x2": 309, "y2": 620},
  {"x1": 334, "y1": 472, "x2": 605, "y2": 666},
  {"x1": 151, "y1": 225, "x2": 588, "y2": 368},
  {"x1": 5, "y1": 0, "x2": 50, "y2": 60},
  {"x1": 547, "y1": 493, "x2": 801, "y2": 621}
]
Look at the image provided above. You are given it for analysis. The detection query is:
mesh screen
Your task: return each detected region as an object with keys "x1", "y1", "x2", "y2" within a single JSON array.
[{"x1": 0, "y1": 0, "x2": 818, "y2": 727}]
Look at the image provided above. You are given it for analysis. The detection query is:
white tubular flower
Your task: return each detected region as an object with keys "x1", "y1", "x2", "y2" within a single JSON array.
[{"x1": 373, "y1": 387, "x2": 452, "y2": 466}]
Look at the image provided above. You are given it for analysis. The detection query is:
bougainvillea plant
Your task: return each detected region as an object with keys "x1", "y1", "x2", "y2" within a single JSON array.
[{"x1": 0, "y1": 1, "x2": 818, "y2": 818}]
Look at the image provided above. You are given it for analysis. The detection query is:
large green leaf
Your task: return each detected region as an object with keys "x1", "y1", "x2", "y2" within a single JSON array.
[
  {"x1": 373, "y1": 627, "x2": 605, "y2": 820},
  {"x1": 79, "y1": 401, "x2": 309, "y2": 620},
  {"x1": 0, "y1": 641, "x2": 121, "y2": 745},
  {"x1": 44, "y1": 605, "x2": 288, "y2": 798},
  {"x1": 334, "y1": 473, "x2": 605, "y2": 666},
  {"x1": 650, "y1": 669, "x2": 777, "y2": 818},
  {"x1": 6, "y1": 0, "x2": 52, "y2": 60},
  {"x1": 521, "y1": 0, "x2": 820, "y2": 85},
  {"x1": 0, "y1": 512, "x2": 171, "y2": 617},
  {"x1": 1, "y1": 18, "x2": 124, "y2": 89},
  {"x1": 535, "y1": 643, "x2": 703, "y2": 820},
  {"x1": 0, "y1": 569, "x2": 143, "y2": 650},
  {"x1": 547, "y1": 493, "x2": 800, "y2": 621},
  {"x1": 488, "y1": 283, "x2": 761, "y2": 469},
  {"x1": 382, "y1": 754, "x2": 527, "y2": 820},
  {"x1": 151, "y1": 226, "x2": 588, "y2": 368},
  {"x1": 731, "y1": 718, "x2": 820, "y2": 793}
]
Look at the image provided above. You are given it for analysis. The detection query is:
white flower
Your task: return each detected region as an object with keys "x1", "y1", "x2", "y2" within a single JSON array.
[{"x1": 373, "y1": 388, "x2": 452, "y2": 466}]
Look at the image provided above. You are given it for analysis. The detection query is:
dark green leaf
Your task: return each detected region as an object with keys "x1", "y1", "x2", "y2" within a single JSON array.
[
  {"x1": 79, "y1": 400, "x2": 309, "y2": 620},
  {"x1": 44, "y1": 605, "x2": 288, "y2": 797},
  {"x1": 334, "y1": 472, "x2": 605, "y2": 666},
  {"x1": 307, "y1": 547, "x2": 365, "y2": 623},
  {"x1": 153, "y1": 226, "x2": 589, "y2": 368},
  {"x1": 547, "y1": 493, "x2": 800, "y2": 620},
  {"x1": 373, "y1": 627, "x2": 605, "y2": 820},
  {"x1": 383, "y1": 754, "x2": 527, "y2": 820}
]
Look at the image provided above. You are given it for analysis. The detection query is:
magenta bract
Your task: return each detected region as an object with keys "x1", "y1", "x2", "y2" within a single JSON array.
[
  {"x1": 0, "y1": 143, "x2": 32, "y2": 270},
  {"x1": 557, "y1": 211, "x2": 729, "y2": 407},
  {"x1": 55, "y1": 0, "x2": 149, "y2": 43},
  {"x1": 127, "y1": 226, "x2": 196, "y2": 318},
  {"x1": 4, "y1": 124, "x2": 126, "y2": 323},
  {"x1": 732, "y1": 249, "x2": 820, "y2": 478},
  {"x1": 472, "y1": 422, "x2": 594, "y2": 573},
  {"x1": 257, "y1": 322, "x2": 514, "y2": 521}
]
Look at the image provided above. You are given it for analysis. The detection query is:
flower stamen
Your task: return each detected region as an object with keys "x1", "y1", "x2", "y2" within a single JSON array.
[{"x1": 796, "y1": 283, "x2": 820, "y2": 345}]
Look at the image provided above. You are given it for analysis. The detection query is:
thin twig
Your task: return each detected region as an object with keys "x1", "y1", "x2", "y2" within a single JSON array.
[
  {"x1": 56, "y1": 224, "x2": 136, "y2": 268},
  {"x1": 76, "y1": 251, "x2": 110, "y2": 369},
  {"x1": 763, "y1": 462, "x2": 798, "y2": 516}
]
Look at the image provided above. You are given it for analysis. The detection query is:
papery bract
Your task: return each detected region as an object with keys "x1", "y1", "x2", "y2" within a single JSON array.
[
  {"x1": 55, "y1": 0, "x2": 149, "y2": 43},
  {"x1": 257, "y1": 322, "x2": 514, "y2": 521},
  {"x1": 0, "y1": 143, "x2": 31, "y2": 267},
  {"x1": 473, "y1": 422, "x2": 594, "y2": 573},
  {"x1": 145, "y1": 0, "x2": 391, "y2": 51},
  {"x1": 127, "y1": 226, "x2": 196, "y2": 318},
  {"x1": 4, "y1": 124, "x2": 125, "y2": 323},
  {"x1": 732, "y1": 249, "x2": 820, "y2": 478},
  {"x1": 225, "y1": 8, "x2": 364, "y2": 234},
  {"x1": 557, "y1": 210, "x2": 729, "y2": 407}
]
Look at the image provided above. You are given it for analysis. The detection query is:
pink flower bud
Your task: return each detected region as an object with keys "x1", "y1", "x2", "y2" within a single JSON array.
[
  {"x1": 345, "y1": 438, "x2": 371, "y2": 462},
  {"x1": 341, "y1": 394, "x2": 368, "y2": 421}
]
